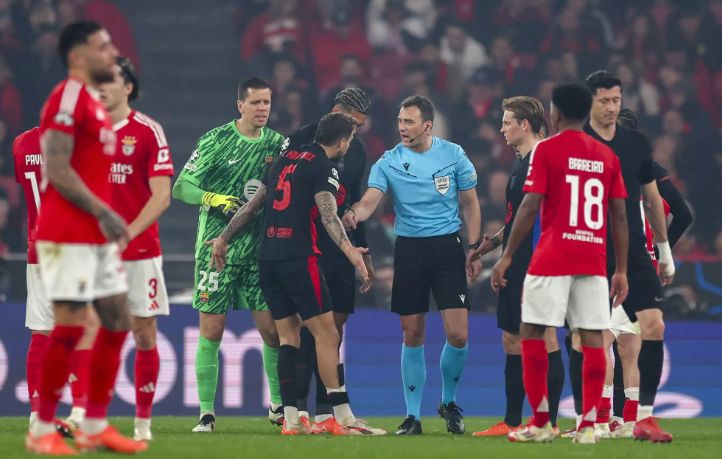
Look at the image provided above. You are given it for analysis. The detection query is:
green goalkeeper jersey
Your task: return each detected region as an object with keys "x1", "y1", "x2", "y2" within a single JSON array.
[{"x1": 178, "y1": 121, "x2": 285, "y2": 264}]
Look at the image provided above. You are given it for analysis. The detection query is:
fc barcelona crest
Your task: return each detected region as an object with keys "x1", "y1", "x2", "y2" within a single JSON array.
[{"x1": 121, "y1": 135, "x2": 137, "y2": 156}]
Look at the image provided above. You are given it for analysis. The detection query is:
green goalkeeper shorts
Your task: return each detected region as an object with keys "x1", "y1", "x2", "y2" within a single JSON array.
[{"x1": 192, "y1": 260, "x2": 268, "y2": 314}]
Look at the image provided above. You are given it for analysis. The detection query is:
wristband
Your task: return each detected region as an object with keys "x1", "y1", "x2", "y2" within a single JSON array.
[
  {"x1": 468, "y1": 241, "x2": 481, "y2": 250},
  {"x1": 657, "y1": 240, "x2": 673, "y2": 264},
  {"x1": 346, "y1": 208, "x2": 357, "y2": 216}
]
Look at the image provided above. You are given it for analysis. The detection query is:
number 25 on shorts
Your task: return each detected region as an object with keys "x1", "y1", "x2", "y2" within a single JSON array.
[{"x1": 198, "y1": 270, "x2": 219, "y2": 292}]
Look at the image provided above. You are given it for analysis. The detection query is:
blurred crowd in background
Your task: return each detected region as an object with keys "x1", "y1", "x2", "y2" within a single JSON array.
[{"x1": 2, "y1": 0, "x2": 722, "y2": 307}]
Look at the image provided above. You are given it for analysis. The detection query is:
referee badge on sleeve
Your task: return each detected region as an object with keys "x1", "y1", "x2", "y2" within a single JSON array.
[{"x1": 434, "y1": 175, "x2": 450, "y2": 195}]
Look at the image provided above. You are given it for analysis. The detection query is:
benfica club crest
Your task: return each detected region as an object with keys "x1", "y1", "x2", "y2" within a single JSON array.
[{"x1": 121, "y1": 135, "x2": 137, "y2": 156}]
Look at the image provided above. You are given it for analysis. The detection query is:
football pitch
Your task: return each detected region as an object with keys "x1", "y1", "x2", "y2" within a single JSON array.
[{"x1": 3, "y1": 417, "x2": 721, "y2": 458}]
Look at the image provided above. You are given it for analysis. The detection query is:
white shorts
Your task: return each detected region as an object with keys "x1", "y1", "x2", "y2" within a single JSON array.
[
  {"x1": 25, "y1": 264, "x2": 53, "y2": 331},
  {"x1": 123, "y1": 256, "x2": 170, "y2": 318},
  {"x1": 522, "y1": 274, "x2": 611, "y2": 331},
  {"x1": 36, "y1": 242, "x2": 128, "y2": 303},
  {"x1": 610, "y1": 305, "x2": 641, "y2": 338}
]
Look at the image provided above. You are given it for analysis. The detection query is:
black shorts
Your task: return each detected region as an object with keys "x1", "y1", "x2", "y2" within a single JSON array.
[
  {"x1": 391, "y1": 233, "x2": 470, "y2": 316},
  {"x1": 259, "y1": 256, "x2": 332, "y2": 321},
  {"x1": 620, "y1": 252, "x2": 664, "y2": 322},
  {"x1": 497, "y1": 275, "x2": 524, "y2": 334},
  {"x1": 319, "y1": 257, "x2": 355, "y2": 314}
]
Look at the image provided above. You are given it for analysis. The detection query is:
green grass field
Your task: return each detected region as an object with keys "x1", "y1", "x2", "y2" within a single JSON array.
[{"x1": 3, "y1": 417, "x2": 721, "y2": 458}]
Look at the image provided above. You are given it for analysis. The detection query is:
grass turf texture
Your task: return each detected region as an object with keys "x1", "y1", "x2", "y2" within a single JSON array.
[{"x1": 2, "y1": 417, "x2": 720, "y2": 458}]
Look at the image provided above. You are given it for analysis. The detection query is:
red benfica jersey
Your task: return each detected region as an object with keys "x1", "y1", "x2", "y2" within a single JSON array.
[
  {"x1": 643, "y1": 198, "x2": 671, "y2": 268},
  {"x1": 524, "y1": 130, "x2": 628, "y2": 276},
  {"x1": 13, "y1": 127, "x2": 42, "y2": 263},
  {"x1": 110, "y1": 110, "x2": 174, "y2": 260},
  {"x1": 37, "y1": 78, "x2": 116, "y2": 244}
]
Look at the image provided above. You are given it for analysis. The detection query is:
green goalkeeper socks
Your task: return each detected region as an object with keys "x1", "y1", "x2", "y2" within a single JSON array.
[
  {"x1": 196, "y1": 335, "x2": 221, "y2": 413},
  {"x1": 263, "y1": 343, "x2": 282, "y2": 405}
]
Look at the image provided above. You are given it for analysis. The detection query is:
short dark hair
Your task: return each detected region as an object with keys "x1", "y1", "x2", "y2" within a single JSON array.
[
  {"x1": 314, "y1": 113, "x2": 355, "y2": 146},
  {"x1": 551, "y1": 83, "x2": 592, "y2": 122},
  {"x1": 334, "y1": 87, "x2": 371, "y2": 114},
  {"x1": 502, "y1": 96, "x2": 545, "y2": 134},
  {"x1": 539, "y1": 117, "x2": 549, "y2": 138},
  {"x1": 116, "y1": 56, "x2": 139, "y2": 101},
  {"x1": 58, "y1": 21, "x2": 103, "y2": 67},
  {"x1": 585, "y1": 70, "x2": 622, "y2": 95},
  {"x1": 618, "y1": 108, "x2": 638, "y2": 130},
  {"x1": 399, "y1": 95, "x2": 435, "y2": 122},
  {"x1": 237, "y1": 77, "x2": 271, "y2": 101}
]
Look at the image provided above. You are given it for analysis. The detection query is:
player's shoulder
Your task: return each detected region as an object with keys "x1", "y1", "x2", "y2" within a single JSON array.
[
  {"x1": 433, "y1": 136, "x2": 465, "y2": 155},
  {"x1": 616, "y1": 123, "x2": 651, "y2": 147},
  {"x1": 197, "y1": 120, "x2": 233, "y2": 142},
  {"x1": 131, "y1": 110, "x2": 162, "y2": 129},
  {"x1": 263, "y1": 126, "x2": 285, "y2": 144},
  {"x1": 13, "y1": 127, "x2": 41, "y2": 155}
]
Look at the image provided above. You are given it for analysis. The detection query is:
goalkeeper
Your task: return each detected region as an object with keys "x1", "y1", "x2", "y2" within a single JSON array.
[{"x1": 172, "y1": 78, "x2": 285, "y2": 432}]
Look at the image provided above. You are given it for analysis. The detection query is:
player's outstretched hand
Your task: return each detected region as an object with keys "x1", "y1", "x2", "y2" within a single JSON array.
[
  {"x1": 469, "y1": 234, "x2": 495, "y2": 261},
  {"x1": 202, "y1": 192, "x2": 243, "y2": 216},
  {"x1": 359, "y1": 254, "x2": 375, "y2": 293},
  {"x1": 206, "y1": 237, "x2": 229, "y2": 271},
  {"x1": 491, "y1": 255, "x2": 511, "y2": 293},
  {"x1": 342, "y1": 209, "x2": 358, "y2": 230},
  {"x1": 466, "y1": 252, "x2": 482, "y2": 280},
  {"x1": 98, "y1": 208, "x2": 130, "y2": 250},
  {"x1": 658, "y1": 262, "x2": 675, "y2": 286},
  {"x1": 610, "y1": 271, "x2": 629, "y2": 308},
  {"x1": 345, "y1": 246, "x2": 370, "y2": 288}
]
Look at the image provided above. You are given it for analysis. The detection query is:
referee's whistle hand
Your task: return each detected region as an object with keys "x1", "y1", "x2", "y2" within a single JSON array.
[{"x1": 342, "y1": 211, "x2": 357, "y2": 230}]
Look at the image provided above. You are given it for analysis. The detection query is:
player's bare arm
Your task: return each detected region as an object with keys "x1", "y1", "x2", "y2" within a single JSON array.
[
  {"x1": 609, "y1": 197, "x2": 630, "y2": 307},
  {"x1": 459, "y1": 188, "x2": 483, "y2": 280},
  {"x1": 642, "y1": 180, "x2": 675, "y2": 285},
  {"x1": 469, "y1": 228, "x2": 504, "y2": 261},
  {"x1": 42, "y1": 129, "x2": 128, "y2": 244},
  {"x1": 491, "y1": 192, "x2": 542, "y2": 292},
  {"x1": 206, "y1": 184, "x2": 267, "y2": 271},
  {"x1": 127, "y1": 176, "x2": 171, "y2": 240},
  {"x1": 344, "y1": 187, "x2": 384, "y2": 230},
  {"x1": 316, "y1": 190, "x2": 371, "y2": 291}
]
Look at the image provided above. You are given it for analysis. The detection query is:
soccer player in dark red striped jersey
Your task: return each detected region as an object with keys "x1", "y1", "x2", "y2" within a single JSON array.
[
  {"x1": 207, "y1": 113, "x2": 386, "y2": 436},
  {"x1": 582, "y1": 71, "x2": 675, "y2": 443}
]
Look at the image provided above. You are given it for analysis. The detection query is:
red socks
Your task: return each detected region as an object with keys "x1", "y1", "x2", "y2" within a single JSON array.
[
  {"x1": 69, "y1": 349, "x2": 91, "y2": 409},
  {"x1": 521, "y1": 339, "x2": 550, "y2": 428},
  {"x1": 37, "y1": 326, "x2": 84, "y2": 422},
  {"x1": 85, "y1": 328, "x2": 128, "y2": 419},
  {"x1": 623, "y1": 398, "x2": 639, "y2": 422},
  {"x1": 580, "y1": 346, "x2": 606, "y2": 430},
  {"x1": 27, "y1": 333, "x2": 50, "y2": 413},
  {"x1": 135, "y1": 347, "x2": 160, "y2": 419}
]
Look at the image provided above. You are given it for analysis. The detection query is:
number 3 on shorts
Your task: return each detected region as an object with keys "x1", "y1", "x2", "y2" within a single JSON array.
[{"x1": 198, "y1": 270, "x2": 219, "y2": 292}]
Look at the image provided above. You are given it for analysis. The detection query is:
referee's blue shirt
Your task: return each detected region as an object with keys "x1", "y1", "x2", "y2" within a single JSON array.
[{"x1": 368, "y1": 137, "x2": 478, "y2": 237}]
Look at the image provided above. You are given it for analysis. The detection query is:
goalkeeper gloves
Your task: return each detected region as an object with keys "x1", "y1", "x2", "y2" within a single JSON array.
[{"x1": 201, "y1": 192, "x2": 243, "y2": 216}]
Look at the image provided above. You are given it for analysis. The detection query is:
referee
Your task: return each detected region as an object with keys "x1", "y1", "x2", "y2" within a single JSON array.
[
  {"x1": 284, "y1": 88, "x2": 373, "y2": 430},
  {"x1": 344, "y1": 95, "x2": 482, "y2": 435}
]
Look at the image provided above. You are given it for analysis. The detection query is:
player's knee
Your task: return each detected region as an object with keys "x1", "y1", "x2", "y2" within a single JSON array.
[
  {"x1": 402, "y1": 326, "x2": 425, "y2": 346},
  {"x1": 502, "y1": 332, "x2": 521, "y2": 354},
  {"x1": 133, "y1": 328, "x2": 156, "y2": 350},
  {"x1": 446, "y1": 330, "x2": 467, "y2": 348},
  {"x1": 641, "y1": 317, "x2": 665, "y2": 340}
]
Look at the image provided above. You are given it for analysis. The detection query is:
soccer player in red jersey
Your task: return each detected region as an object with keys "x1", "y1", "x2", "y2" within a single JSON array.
[
  {"x1": 97, "y1": 56, "x2": 174, "y2": 441},
  {"x1": 13, "y1": 128, "x2": 100, "y2": 437},
  {"x1": 26, "y1": 21, "x2": 146, "y2": 455},
  {"x1": 491, "y1": 84, "x2": 630, "y2": 444}
]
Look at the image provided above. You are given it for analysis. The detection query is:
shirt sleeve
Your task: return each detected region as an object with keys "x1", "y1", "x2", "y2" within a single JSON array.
[
  {"x1": 609, "y1": 155, "x2": 628, "y2": 199},
  {"x1": 315, "y1": 160, "x2": 341, "y2": 195},
  {"x1": 637, "y1": 133, "x2": 654, "y2": 185},
  {"x1": 40, "y1": 82, "x2": 84, "y2": 137},
  {"x1": 367, "y1": 154, "x2": 389, "y2": 192},
  {"x1": 523, "y1": 143, "x2": 549, "y2": 195},
  {"x1": 455, "y1": 146, "x2": 478, "y2": 191},
  {"x1": 144, "y1": 121, "x2": 174, "y2": 178}
]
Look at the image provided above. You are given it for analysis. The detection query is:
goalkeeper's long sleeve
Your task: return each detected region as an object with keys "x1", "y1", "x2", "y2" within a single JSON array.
[{"x1": 172, "y1": 175, "x2": 206, "y2": 205}]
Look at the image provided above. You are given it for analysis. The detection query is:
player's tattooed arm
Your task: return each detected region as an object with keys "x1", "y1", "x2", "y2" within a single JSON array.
[
  {"x1": 41, "y1": 129, "x2": 128, "y2": 244},
  {"x1": 219, "y1": 184, "x2": 267, "y2": 242}
]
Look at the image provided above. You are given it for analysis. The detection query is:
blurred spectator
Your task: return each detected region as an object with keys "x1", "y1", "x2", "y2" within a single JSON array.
[
  {"x1": 307, "y1": 0, "x2": 371, "y2": 92},
  {"x1": 0, "y1": 118, "x2": 10, "y2": 175},
  {"x1": 240, "y1": 0, "x2": 306, "y2": 63},
  {"x1": 482, "y1": 170, "x2": 508, "y2": 224},
  {"x1": 615, "y1": 61, "x2": 661, "y2": 127},
  {"x1": 439, "y1": 21, "x2": 489, "y2": 99},
  {"x1": 492, "y1": 0, "x2": 551, "y2": 53},
  {"x1": 539, "y1": 6, "x2": 606, "y2": 75},
  {"x1": 323, "y1": 54, "x2": 374, "y2": 109},
  {"x1": 418, "y1": 40, "x2": 448, "y2": 94},
  {"x1": 395, "y1": 61, "x2": 449, "y2": 140},
  {"x1": 486, "y1": 36, "x2": 534, "y2": 94},
  {"x1": 268, "y1": 54, "x2": 315, "y2": 112},
  {"x1": 367, "y1": 0, "x2": 433, "y2": 55},
  {"x1": 13, "y1": 25, "x2": 64, "y2": 129},
  {"x1": 0, "y1": 0, "x2": 22, "y2": 55},
  {"x1": 0, "y1": 54, "x2": 22, "y2": 134},
  {"x1": 623, "y1": 12, "x2": 663, "y2": 80},
  {"x1": 451, "y1": 68, "x2": 503, "y2": 148},
  {"x1": 232, "y1": 0, "x2": 270, "y2": 35},
  {"x1": 27, "y1": 1, "x2": 58, "y2": 34}
]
